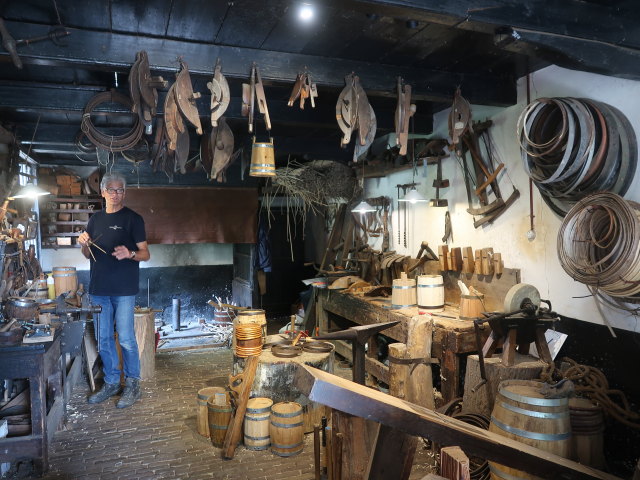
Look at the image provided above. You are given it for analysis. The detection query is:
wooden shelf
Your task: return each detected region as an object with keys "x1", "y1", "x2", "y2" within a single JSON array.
[{"x1": 40, "y1": 194, "x2": 101, "y2": 249}]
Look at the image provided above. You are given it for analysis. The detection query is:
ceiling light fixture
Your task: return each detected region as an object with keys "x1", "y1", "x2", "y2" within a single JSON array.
[
  {"x1": 398, "y1": 186, "x2": 427, "y2": 204},
  {"x1": 352, "y1": 200, "x2": 376, "y2": 214},
  {"x1": 299, "y1": 3, "x2": 314, "y2": 22},
  {"x1": 8, "y1": 183, "x2": 51, "y2": 200}
]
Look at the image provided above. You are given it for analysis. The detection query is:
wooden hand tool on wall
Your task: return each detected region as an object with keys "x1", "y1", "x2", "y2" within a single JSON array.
[
  {"x1": 394, "y1": 76, "x2": 416, "y2": 156},
  {"x1": 207, "y1": 58, "x2": 231, "y2": 127}
]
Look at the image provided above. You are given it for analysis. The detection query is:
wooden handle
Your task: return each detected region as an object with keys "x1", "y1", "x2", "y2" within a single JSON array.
[{"x1": 0, "y1": 318, "x2": 18, "y2": 332}]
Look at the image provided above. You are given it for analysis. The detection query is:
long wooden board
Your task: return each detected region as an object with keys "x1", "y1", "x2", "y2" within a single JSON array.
[{"x1": 295, "y1": 365, "x2": 619, "y2": 480}]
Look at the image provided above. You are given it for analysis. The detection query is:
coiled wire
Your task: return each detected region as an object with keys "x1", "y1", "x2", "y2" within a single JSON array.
[{"x1": 558, "y1": 192, "x2": 640, "y2": 302}]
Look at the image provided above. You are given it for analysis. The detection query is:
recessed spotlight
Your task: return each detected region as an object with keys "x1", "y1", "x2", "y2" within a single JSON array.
[{"x1": 299, "y1": 3, "x2": 314, "y2": 22}]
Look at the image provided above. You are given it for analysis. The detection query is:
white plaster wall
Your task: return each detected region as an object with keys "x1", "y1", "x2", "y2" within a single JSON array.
[
  {"x1": 40, "y1": 243, "x2": 233, "y2": 271},
  {"x1": 365, "y1": 65, "x2": 640, "y2": 333}
]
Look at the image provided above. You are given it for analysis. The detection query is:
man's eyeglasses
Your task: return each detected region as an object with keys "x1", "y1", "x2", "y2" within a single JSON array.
[{"x1": 106, "y1": 188, "x2": 125, "y2": 195}]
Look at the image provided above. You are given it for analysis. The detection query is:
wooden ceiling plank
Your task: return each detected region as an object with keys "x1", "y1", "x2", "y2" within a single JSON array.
[{"x1": 0, "y1": 21, "x2": 515, "y2": 106}]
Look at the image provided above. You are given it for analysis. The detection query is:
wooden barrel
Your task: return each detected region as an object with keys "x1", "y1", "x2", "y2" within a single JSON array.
[
  {"x1": 27, "y1": 278, "x2": 49, "y2": 300},
  {"x1": 196, "y1": 386, "x2": 227, "y2": 437},
  {"x1": 270, "y1": 401, "x2": 304, "y2": 457},
  {"x1": 235, "y1": 323, "x2": 263, "y2": 357},
  {"x1": 489, "y1": 380, "x2": 571, "y2": 480},
  {"x1": 213, "y1": 308, "x2": 234, "y2": 324},
  {"x1": 233, "y1": 309, "x2": 266, "y2": 351},
  {"x1": 244, "y1": 397, "x2": 273, "y2": 450},
  {"x1": 569, "y1": 397, "x2": 604, "y2": 469},
  {"x1": 249, "y1": 138, "x2": 276, "y2": 177},
  {"x1": 417, "y1": 274, "x2": 444, "y2": 312},
  {"x1": 5, "y1": 297, "x2": 38, "y2": 320},
  {"x1": 391, "y1": 272, "x2": 416, "y2": 308},
  {"x1": 52, "y1": 266, "x2": 78, "y2": 297},
  {"x1": 459, "y1": 294, "x2": 484, "y2": 320},
  {"x1": 207, "y1": 395, "x2": 232, "y2": 448}
]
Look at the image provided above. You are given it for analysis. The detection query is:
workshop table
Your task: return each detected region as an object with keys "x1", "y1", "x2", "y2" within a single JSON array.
[
  {"x1": 316, "y1": 288, "x2": 487, "y2": 402},
  {"x1": 0, "y1": 331, "x2": 63, "y2": 476}
]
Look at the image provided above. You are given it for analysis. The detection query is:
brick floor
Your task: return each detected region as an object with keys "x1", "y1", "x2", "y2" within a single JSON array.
[{"x1": 38, "y1": 347, "x2": 435, "y2": 480}]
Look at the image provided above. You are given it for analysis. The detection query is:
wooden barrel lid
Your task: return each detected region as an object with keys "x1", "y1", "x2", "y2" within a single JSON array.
[
  {"x1": 499, "y1": 380, "x2": 569, "y2": 406},
  {"x1": 271, "y1": 401, "x2": 302, "y2": 416},
  {"x1": 247, "y1": 397, "x2": 274, "y2": 413}
]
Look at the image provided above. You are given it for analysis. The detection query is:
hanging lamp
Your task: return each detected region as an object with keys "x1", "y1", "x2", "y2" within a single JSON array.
[
  {"x1": 398, "y1": 186, "x2": 427, "y2": 204},
  {"x1": 9, "y1": 183, "x2": 51, "y2": 200}
]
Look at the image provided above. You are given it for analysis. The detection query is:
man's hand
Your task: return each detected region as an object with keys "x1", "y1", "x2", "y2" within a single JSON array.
[
  {"x1": 78, "y1": 231, "x2": 92, "y2": 247},
  {"x1": 112, "y1": 245, "x2": 134, "y2": 261}
]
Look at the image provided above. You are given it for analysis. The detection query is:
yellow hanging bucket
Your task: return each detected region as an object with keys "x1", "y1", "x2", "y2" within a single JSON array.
[{"x1": 250, "y1": 137, "x2": 276, "y2": 177}]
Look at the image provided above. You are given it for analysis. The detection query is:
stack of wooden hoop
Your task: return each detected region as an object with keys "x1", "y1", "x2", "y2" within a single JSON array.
[{"x1": 235, "y1": 323, "x2": 263, "y2": 357}]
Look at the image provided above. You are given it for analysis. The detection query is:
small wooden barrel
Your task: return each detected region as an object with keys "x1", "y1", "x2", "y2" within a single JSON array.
[
  {"x1": 459, "y1": 294, "x2": 484, "y2": 320},
  {"x1": 417, "y1": 274, "x2": 444, "y2": 312},
  {"x1": 569, "y1": 397, "x2": 604, "y2": 469},
  {"x1": 250, "y1": 138, "x2": 276, "y2": 177},
  {"x1": 270, "y1": 402, "x2": 304, "y2": 457},
  {"x1": 196, "y1": 386, "x2": 227, "y2": 437},
  {"x1": 235, "y1": 323, "x2": 263, "y2": 357},
  {"x1": 244, "y1": 397, "x2": 273, "y2": 450},
  {"x1": 391, "y1": 272, "x2": 416, "y2": 309},
  {"x1": 208, "y1": 396, "x2": 232, "y2": 448},
  {"x1": 52, "y1": 266, "x2": 78, "y2": 297},
  {"x1": 489, "y1": 380, "x2": 571, "y2": 480},
  {"x1": 213, "y1": 308, "x2": 234, "y2": 324}
]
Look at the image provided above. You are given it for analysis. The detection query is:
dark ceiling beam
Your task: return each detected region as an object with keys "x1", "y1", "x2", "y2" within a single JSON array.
[
  {"x1": 497, "y1": 28, "x2": 640, "y2": 81},
  {"x1": 0, "y1": 21, "x2": 515, "y2": 107},
  {"x1": 352, "y1": 0, "x2": 640, "y2": 48}
]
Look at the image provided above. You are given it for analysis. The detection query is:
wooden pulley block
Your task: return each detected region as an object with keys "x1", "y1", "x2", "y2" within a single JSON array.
[
  {"x1": 210, "y1": 117, "x2": 235, "y2": 183},
  {"x1": 503, "y1": 283, "x2": 541, "y2": 312},
  {"x1": 208, "y1": 61, "x2": 230, "y2": 127},
  {"x1": 163, "y1": 84, "x2": 180, "y2": 151}
]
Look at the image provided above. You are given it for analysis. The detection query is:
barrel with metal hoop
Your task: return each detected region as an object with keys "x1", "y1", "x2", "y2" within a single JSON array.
[
  {"x1": 52, "y1": 266, "x2": 78, "y2": 297},
  {"x1": 270, "y1": 401, "x2": 304, "y2": 457},
  {"x1": 250, "y1": 137, "x2": 276, "y2": 177},
  {"x1": 417, "y1": 274, "x2": 444, "y2": 312},
  {"x1": 391, "y1": 272, "x2": 416, "y2": 309},
  {"x1": 569, "y1": 397, "x2": 604, "y2": 469},
  {"x1": 459, "y1": 293, "x2": 484, "y2": 320},
  {"x1": 196, "y1": 386, "x2": 227, "y2": 437},
  {"x1": 207, "y1": 391, "x2": 232, "y2": 447},
  {"x1": 27, "y1": 278, "x2": 49, "y2": 300},
  {"x1": 488, "y1": 380, "x2": 571, "y2": 480},
  {"x1": 244, "y1": 397, "x2": 273, "y2": 450}
]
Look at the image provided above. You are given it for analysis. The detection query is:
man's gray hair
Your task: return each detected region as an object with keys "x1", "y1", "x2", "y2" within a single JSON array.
[{"x1": 100, "y1": 173, "x2": 127, "y2": 191}]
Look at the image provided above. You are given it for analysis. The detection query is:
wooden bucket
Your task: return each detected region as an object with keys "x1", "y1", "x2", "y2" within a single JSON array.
[
  {"x1": 489, "y1": 380, "x2": 571, "y2": 480},
  {"x1": 244, "y1": 397, "x2": 273, "y2": 450},
  {"x1": 52, "y1": 266, "x2": 78, "y2": 297},
  {"x1": 196, "y1": 386, "x2": 227, "y2": 437},
  {"x1": 417, "y1": 274, "x2": 444, "y2": 312},
  {"x1": 459, "y1": 294, "x2": 484, "y2": 320},
  {"x1": 569, "y1": 397, "x2": 604, "y2": 469},
  {"x1": 391, "y1": 272, "x2": 416, "y2": 309},
  {"x1": 213, "y1": 308, "x2": 234, "y2": 324},
  {"x1": 270, "y1": 401, "x2": 304, "y2": 457},
  {"x1": 233, "y1": 309, "x2": 267, "y2": 350},
  {"x1": 207, "y1": 395, "x2": 232, "y2": 448},
  {"x1": 250, "y1": 138, "x2": 276, "y2": 177},
  {"x1": 235, "y1": 323, "x2": 263, "y2": 357}
]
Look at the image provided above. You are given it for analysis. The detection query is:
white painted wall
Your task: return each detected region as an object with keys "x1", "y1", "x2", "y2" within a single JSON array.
[
  {"x1": 40, "y1": 242, "x2": 233, "y2": 271},
  {"x1": 365, "y1": 65, "x2": 640, "y2": 333}
]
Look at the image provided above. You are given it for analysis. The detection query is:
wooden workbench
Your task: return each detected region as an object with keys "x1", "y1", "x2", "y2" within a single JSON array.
[{"x1": 315, "y1": 265, "x2": 520, "y2": 402}]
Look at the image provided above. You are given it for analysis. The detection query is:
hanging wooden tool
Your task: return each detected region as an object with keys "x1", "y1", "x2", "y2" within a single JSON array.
[
  {"x1": 448, "y1": 87, "x2": 472, "y2": 155},
  {"x1": 174, "y1": 60, "x2": 203, "y2": 135},
  {"x1": 207, "y1": 58, "x2": 231, "y2": 127},
  {"x1": 209, "y1": 117, "x2": 236, "y2": 182},
  {"x1": 336, "y1": 73, "x2": 375, "y2": 148},
  {"x1": 430, "y1": 156, "x2": 449, "y2": 207},
  {"x1": 288, "y1": 70, "x2": 318, "y2": 109},
  {"x1": 242, "y1": 63, "x2": 271, "y2": 133},
  {"x1": 395, "y1": 77, "x2": 416, "y2": 156},
  {"x1": 129, "y1": 51, "x2": 168, "y2": 134}
]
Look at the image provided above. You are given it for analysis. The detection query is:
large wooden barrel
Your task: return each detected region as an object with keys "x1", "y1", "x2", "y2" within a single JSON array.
[
  {"x1": 208, "y1": 395, "x2": 232, "y2": 448},
  {"x1": 391, "y1": 272, "x2": 416, "y2": 308},
  {"x1": 250, "y1": 138, "x2": 276, "y2": 177},
  {"x1": 244, "y1": 397, "x2": 273, "y2": 450},
  {"x1": 270, "y1": 401, "x2": 304, "y2": 457},
  {"x1": 52, "y1": 266, "x2": 78, "y2": 297},
  {"x1": 489, "y1": 380, "x2": 571, "y2": 480},
  {"x1": 196, "y1": 386, "x2": 227, "y2": 437},
  {"x1": 569, "y1": 397, "x2": 604, "y2": 469},
  {"x1": 459, "y1": 294, "x2": 484, "y2": 320},
  {"x1": 417, "y1": 274, "x2": 444, "y2": 312}
]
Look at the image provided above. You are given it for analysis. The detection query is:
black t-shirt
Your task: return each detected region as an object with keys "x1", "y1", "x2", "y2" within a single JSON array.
[{"x1": 86, "y1": 207, "x2": 146, "y2": 296}]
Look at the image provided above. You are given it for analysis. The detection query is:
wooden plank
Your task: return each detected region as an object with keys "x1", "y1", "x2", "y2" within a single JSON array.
[
  {"x1": 333, "y1": 340, "x2": 389, "y2": 385},
  {"x1": 440, "y1": 446, "x2": 470, "y2": 480},
  {"x1": 367, "y1": 425, "x2": 417, "y2": 480},
  {"x1": 332, "y1": 410, "x2": 379, "y2": 480},
  {"x1": 295, "y1": 365, "x2": 619, "y2": 480},
  {"x1": 406, "y1": 317, "x2": 434, "y2": 409}
]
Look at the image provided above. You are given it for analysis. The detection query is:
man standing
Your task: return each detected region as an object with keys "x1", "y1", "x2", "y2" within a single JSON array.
[{"x1": 78, "y1": 172, "x2": 150, "y2": 408}]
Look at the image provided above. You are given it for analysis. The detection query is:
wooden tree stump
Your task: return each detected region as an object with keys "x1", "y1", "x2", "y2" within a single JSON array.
[{"x1": 462, "y1": 353, "x2": 545, "y2": 417}]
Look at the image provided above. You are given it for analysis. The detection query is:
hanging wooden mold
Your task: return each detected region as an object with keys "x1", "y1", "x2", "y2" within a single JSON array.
[
  {"x1": 129, "y1": 50, "x2": 168, "y2": 134},
  {"x1": 288, "y1": 70, "x2": 318, "y2": 109},
  {"x1": 199, "y1": 117, "x2": 236, "y2": 182},
  {"x1": 242, "y1": 63, "x2": 275, "y2": 177},
  {"x1": 394, "y1": 76, "x2": 416, "y2": 156},
  {"x1": 336, "y1": 73, "x2": 376, "y2": 154},
  {"x1": 207, "y1": 58, "x2": 231, "y2": 127}
]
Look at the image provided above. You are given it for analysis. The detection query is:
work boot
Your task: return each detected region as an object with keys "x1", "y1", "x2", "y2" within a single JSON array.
[
  {"x1": 116, "y1": 377, "x2": 140, "y2": 409},
  {"x1": 87, "y1": 382, "x2": 121, "y2": 404}
]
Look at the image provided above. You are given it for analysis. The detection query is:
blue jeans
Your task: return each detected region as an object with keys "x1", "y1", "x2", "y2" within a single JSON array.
[{"x1": 91, "y1": 295, "x2": 140, "y2": 384}]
